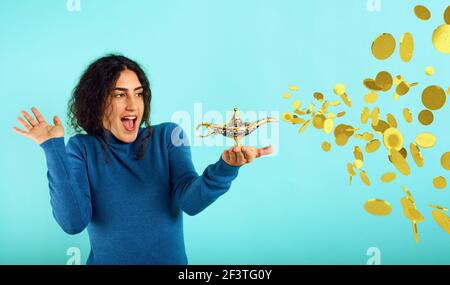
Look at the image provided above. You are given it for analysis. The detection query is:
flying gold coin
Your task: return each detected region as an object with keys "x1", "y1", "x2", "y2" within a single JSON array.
[
  {"x1": 381, "y1": 172, "x2": 397, "y2": 183},
  {"x1": 403, "y1": 108, "x2": 413, "y2": 123},
  {"x1": 396, "y1": 81, "x2": 410, "y2": 96},
  {"x1": 375, "y1": 71, "x2": 393, "y2": 91},
  {"x1": 416, "y1": 132, "x2": 436, "y2": 148},
  {"x1": 425, "y1": 66, "x2": 435, "y2": 76},
  {"x1": 292, "y1": 100, "x2": 301, "y2": 110},
  {"x1": 371, "y1": 107, "x2": 380, "y2": 126},
  {"x1": 400, "y1": 32, "x2": 414, "y2": 62},
  {"x1": 333, "y1": 84, "x2": 346, "y2": 96},
  {"x1": 323, "y1": 118, "x2": 334, "y2": 134},
  {"x1": 321, "y1": 141, "x2": 331, "y2": 152},
  {"x1": 432, "y1": 210, "x2": 450, "y2": 234},
  {"x1": 445, "y1": 6, "x2": 450, "y2": 24},
  {"x1": 337, "y1": 111, "x2": 346, "y2": 118},
  {"x1": 289, "y1": 85, "x2": 299, "y2": 91},
  {"x1": 298, "y1": 120, "x2": 310, "y2": 134},
  {"x1": 386, "y1": 113, "x2": 398, "y2": 128},
  {"x1": 390, "y1": 148, "x2": 410, "y2": 176},
  {"x1": 314, "y1": 92, "x2": 324, "y2": 101},
  {"x1": 354, "y1": 159, "x2": 363, "y2": 169},
  {"x1": 291, "y1": 117, "x2": 305, "y2": 125},
  {"x1": 433, "y1": 176, "x2": 447, "y2": 189},
  {"x1": 421, "y1": 85, "x2": 446, "y2": 110},
  {"x1": 441, "y1": 152, "x2": 450, "y2": 170},
  {"x1": 360, "y1": 171, "x2": 371, "y2": 186},
  {"x1": 418, "y1": 109, "x2": 434, "y2": 126},
  {"x1": 283, "y1": 92, "x2": 292, "y2": 99},
  {"x1": 331, "y1": 100, "x2": 341, "y2": 106},
  {"x1": 372, "y1": 33, "x2": 396, "y2": 60},
  {"x1": 429, "y1": 204, "x2": 449, "y2": 211},
  {"x1": 336, "y1": 133, "x2": 349, "y2": 146},
  {"x1": 340, "y1": 93, "x2": 352, "y2": 107},
  {"x1": 432, "y1": 24, "x2": 450, "y2": 54},
  {"x1": 372, "y1": 120, "x2": 390, "y2": 134},
  {"x1": 410, "y1": 143, "x2": 424, "y2": 168},
  {"x1": 412, "y1": 221, "x2": 420, "y2": 243},
  {"x1": 361, "y1": 107, "x2": 370, "y2": 124},
  {"x1": 363, "y1": 78, "x2": 383, "y2": 91},
  {"x1": 347, "y1": 163, "x2": 356, "y2": 177},
  {"x1": 282, "y1": 112, "x2": 293, "y2": 122},
  {"x1": 366, "y1": 139, "x2": 381, "y2": 153},
  {"x1": 383, "y1": 128, "x2": 404, "y2": 151},
  {"x1": 364, "y1": 91, "x2": 378, "y2": 104},
  {"x1": 364, "y1": 199, "x2": 392, "y2": 216},
  {"x1": 312, "y1": 114, "x2": 326, "y2": 129},
  {"x1": 354, "y1": 146, "x2": 364, "y2": 161},
  {"x1": 414, "y1": 5, "x2": 431, "y2": 20}
]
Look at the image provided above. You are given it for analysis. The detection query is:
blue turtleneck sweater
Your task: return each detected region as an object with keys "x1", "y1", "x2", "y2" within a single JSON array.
[{"x1": 40, "y1": 122, "x2": 240, "y2": 265}]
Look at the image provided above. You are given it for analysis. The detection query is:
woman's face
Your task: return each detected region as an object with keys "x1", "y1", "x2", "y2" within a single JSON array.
[{"x1": 102, "y1": 69, "x2": 144, "y2": 143}]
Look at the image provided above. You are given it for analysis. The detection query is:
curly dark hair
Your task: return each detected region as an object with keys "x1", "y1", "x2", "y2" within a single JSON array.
[{"x1": 68, "y1": 54, "x2": 153, "y2": 161}]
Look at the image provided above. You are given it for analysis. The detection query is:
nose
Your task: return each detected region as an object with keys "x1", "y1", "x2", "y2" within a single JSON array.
[{"x1": 125, "y1": 94, "x2": 138, "y2": 111}]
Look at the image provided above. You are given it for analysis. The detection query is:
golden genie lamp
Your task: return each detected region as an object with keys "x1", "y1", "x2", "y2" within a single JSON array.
[{"x1": 196, "y1": 108, "x2": 278, "y2": 147}]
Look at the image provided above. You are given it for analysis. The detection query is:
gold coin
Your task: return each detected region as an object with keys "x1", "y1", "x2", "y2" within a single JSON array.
[
  {"x1": 410, "y1": 143, "x2": 424, "y2": 168},
  {"x1": 396, "y1": 81, "x2": 410, "y2": 96},
  {"x1": 362, "y1": 132, "x2": 374, "y2": 141},
  {"x1": 292, "y1": 100, "x2": 301, "y2": 110},
  {"x1": 354, "y1": 159, "x2": 363, "y2": 169},
  {"x1": 314, "y1": 92, "x2": 324, "y2": 101},
  {"x1": 333, "y1": 84, "x2": 346, "y2": 96},
  {"x1": 402, "y1": 186, "x2": 413, "y2": 199},
  {"x1": 323, "y1": 118, "x2": 334, "y2": 134},
  {"x1": 363, "y1": 78, "x2": 383, "y2": 91},
  {"x1": 294, "y1": 109, "x2": 306, "y2": 116},
  {"x1": 429, "y1": 204, "x2": 449, "y2": 211},
  {"x1": 360, "y1": 171, "x2": 371, "y2": 186},
  {"x1": 441, "y1": 152, "x2": 450, "y2": 170},
  {"x1": 366, "y1": 139, "x2": 381, "y2": 153},
  {"x1": 389, "y1": 147, "x2": 408, "y2": 162},
  {"x1": 445, "y1": 6, "x2": 450, "y2": 25},
  {"x1": 386, "y1": 113, "x2": 398, "y2": 128},
  {"x1": 354, "y1": 146, "x2": 364, "y2": 161},
  {"x1": 364, "y1": 199, "x2": 392, "y2": 216},
  {"x1": 389, "y1": 148, "x2": 410, "y2": 176},
  {"x1": 283, "y1": 92, "x2": 292, "y2": 99},
  {"x1": 291, "y1": 117, "x2": 306, "y2": 125},
  {"x1": 413, "y1": 221, "x2": 420, "y2": 243},
  {"x1": 331, "y1": 100, "x2": 341, "y2": 106},
  {"x1": 336, "y1": 133, "x2": 349, "y2": 146},
  {"x1": 361, "y1": 107, "x2": 370, "y2": 124},
  {"x1": 383, "y1": 128, "x2": 404, "y2": 151},
  {"x1": 400, "y1": 32, "x2": 414, "y2": 62},
  {"x1": 375, "y1": 71, "x2": 393, "y2": 91},
  {"x1": 403, "y1": 108, "x2": 413, "y2": 123},
  {"x1": 347, "y1": 163, "x2": 356, "y2": 177},
  {"x1": 414, "y1": 5, "x2": 431, "y2": 20},
  {"x1": 432, "y1": 24, "x2": 450, "y2": 54},
  {"x1": 340, "y1": 93, "x2": 352, "y2": 107},
  {"x1": 431, "y1": 210, "x2": 450, "y2": 234},
  {"x1": 320, "y1": 101, "x2": 329, "y2": 114},
  {"x1": 282, "y1": 112, "x2": 293, "y2": 122},
  {"x1": 371, "y1": 107, "x2": 380, "y2": 126},
  {"x1": 381, "y1": 172, "x2": 397, "y2": 183},
  {"x1": 298, "y1": 120, "x2": 310, "y2": 134},
  {"x1": 416, "y1": 132, "x2": 436, "y2": 148},
  {"x1": 421, "y1": 85, "x2": 446, "y2": 110},
  {"x1": 337, "y1": 111, "x2": 346, "y2": 118},
  {"x1": 425, "y1": 66, "x2": 435, "y2": 76},
  {"x1": 321, "y1": 141, "x2": 332, "y2": 152},
  {"x1": 403, "y1": 207, "x2": 425, "y2": 223},
  {"x1": 372, "y1": 33, "x2": 396, "y2": 60},
  {"x1": 394, "y1": 75, "x2": 403, "y2": 86},
  {"x1": 433, "y1": 176, "x2": 447, "y2": 189},
  {"x1": 364, "y1": 91, "x2": 378, "y2": 104},
  {"x1": 312, "y1": 114, "x2": 326, "y2": 129},
  {"x1": 372, "y1": 120, "x2": 390, "y2": 134},
  {"x1": 289, "y1": 85, "x2": 299, "y2": 91},
  {"x1": 418, "y1": 109, "x2": 434, "y2": 126},
  {"x1": 327, "y1": 113, "x2": 337, "y2": 119}
]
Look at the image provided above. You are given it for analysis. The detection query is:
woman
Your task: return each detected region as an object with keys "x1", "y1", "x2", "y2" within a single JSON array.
[{"x1": 12, "y1": 54, "x2": 273, "y2": 265}]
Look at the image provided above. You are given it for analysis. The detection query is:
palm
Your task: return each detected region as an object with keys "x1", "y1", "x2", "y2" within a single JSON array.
[{"x1": 13, "y1": 107, "x2": 64, "y2": 145}]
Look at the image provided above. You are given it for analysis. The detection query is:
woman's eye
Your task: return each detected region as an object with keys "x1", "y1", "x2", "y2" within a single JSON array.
[
  {"x1": 114, "y1": 93, "x2": 125, "y2": 98},
  {"x1": 136, "y1": 92, "x2": 143, "y2": 97}
]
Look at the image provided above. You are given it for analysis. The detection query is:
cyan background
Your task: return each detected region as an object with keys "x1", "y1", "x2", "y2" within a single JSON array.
[{"x1": 0, "y1": 0, "x2": 449, "y2": 264}]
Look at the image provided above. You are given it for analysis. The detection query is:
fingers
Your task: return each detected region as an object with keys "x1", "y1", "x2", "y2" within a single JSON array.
[
  {"x1": 233, "y1": 147, "x2": 247, "y2": 164},
  {"x1": 241, "y1": 146, "x2": 255, "y2": 163},
  {"x1": 256, "y1": 146, "x2": 274, "y2": 158},
  {"x1": 21, "y1": 110, "x2": 39, "y2": 127},
  {"x1": 12, "y1": 126, "x2": 29, "y2": 138},
  {"x1": 53, "y1": 115, "x2": 61, "y2": 126},
  {"x1": 17, "y1": 116, "x2": 33, "y2": 131},
  {"x1": 31, "y1": 107, "x2": 46, "y2": 124}
]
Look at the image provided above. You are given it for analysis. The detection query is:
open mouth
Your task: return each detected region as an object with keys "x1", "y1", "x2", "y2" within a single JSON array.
[{"x1": 121, "y1": 116, "x2": 137, "y2": 132}]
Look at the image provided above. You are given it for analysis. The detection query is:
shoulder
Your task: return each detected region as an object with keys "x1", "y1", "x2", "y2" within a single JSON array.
[{"x1": 150, "y1": 122, "x2": 190, "y2": 147}]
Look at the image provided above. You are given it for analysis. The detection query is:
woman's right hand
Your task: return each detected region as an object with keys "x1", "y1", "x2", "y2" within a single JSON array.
[{"x1": 13, "y1": 107, "x2": 64, "y2": 145}]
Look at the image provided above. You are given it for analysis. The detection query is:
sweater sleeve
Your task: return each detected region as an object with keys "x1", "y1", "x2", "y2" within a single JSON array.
[
  {"x1": 166, "y1": 123, "x2": 241, "y2": 216},
  {"x1": 40, "y1": 137, "x2": 92, "y2": 234}
]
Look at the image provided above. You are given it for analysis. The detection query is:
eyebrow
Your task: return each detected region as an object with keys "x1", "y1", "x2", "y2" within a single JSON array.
[{"x1": 113, "y1": 86, "x2": 143, "y2": 91}]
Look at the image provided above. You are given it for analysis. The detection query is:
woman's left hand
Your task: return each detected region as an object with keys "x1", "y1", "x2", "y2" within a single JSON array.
[{"x1": 221, "y1": 145, "x2": 274, "y2": 166}]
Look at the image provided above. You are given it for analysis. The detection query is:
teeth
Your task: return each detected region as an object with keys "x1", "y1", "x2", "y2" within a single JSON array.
[{"x1": 123, "y1": 116, "x2": 137, "y2": 120}]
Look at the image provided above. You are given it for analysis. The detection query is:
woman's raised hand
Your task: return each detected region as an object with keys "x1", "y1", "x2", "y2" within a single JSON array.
[{"x1": 12, "y1": 107, "x2": 64, "y2": 145}]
